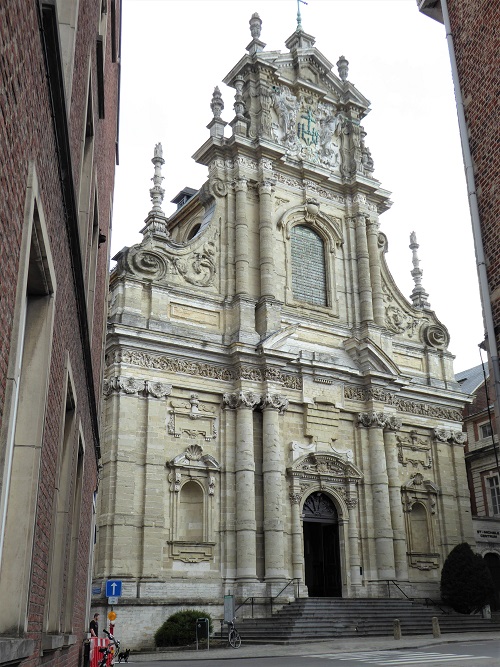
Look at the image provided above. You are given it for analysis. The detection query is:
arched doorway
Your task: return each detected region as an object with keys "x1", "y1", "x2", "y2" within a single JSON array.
[
  {"x1": 484, "y1": 552, "x2": 500, "y2": 611},
  {"x1": 303, "y1": 492, "x2": 342, "y2": 597}
]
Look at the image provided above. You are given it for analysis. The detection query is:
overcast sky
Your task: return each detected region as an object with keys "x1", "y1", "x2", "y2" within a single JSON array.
[{"x1": 112, "y1": 0, "x2": 484, "y2": 373}]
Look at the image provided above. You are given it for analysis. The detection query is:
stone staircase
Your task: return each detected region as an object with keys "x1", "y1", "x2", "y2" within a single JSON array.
[{"x1": 233, "y1": 598, "x2": 500, "y2": 644}]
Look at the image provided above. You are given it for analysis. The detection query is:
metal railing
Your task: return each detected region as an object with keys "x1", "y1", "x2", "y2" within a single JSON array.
[
  {"x1": 235, "y1": 578, "x2": 301, "y2": 617},
  {"x1": 383, "y1": 580, "x2": 449, "y2": 614}
]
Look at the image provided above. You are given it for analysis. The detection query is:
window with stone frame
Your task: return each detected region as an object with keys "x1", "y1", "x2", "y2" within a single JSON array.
[
  {"x1": 487, "y1": 475, "x2": 500, "y2": 516},
  {"x1": 290, "y1": 224, "x2": 327, "y2": 306},
  {"x1": 480, "y1": 422, "x2": 493, "y2": 439}
]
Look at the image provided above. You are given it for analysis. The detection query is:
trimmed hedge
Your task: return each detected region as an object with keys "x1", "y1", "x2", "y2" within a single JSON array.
[
  {"x1": 154, "y1": 610, "x2": 213, "y2": 647},
  {"x1": 441, "y1": 542, "x2": 494, "y2": 614}
]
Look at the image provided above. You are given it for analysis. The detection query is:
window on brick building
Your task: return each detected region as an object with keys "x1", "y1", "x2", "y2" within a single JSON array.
[
  {"x1": 63, "y1": 437, "x2": 85, "y2": 632},
  {"x1": 87, "y1": 194, "x2": 99, "y2": 339},
  {"x1": 54, "y1": 0, "x2": 79, "y2": 106},
  {"x1": 480, "y1": 422, "x2": 493, "y2": 439},
  {"x1": 45, "y1": 370, "x2": 76, "y2": 633},
  {"x1": 0, "y1": 172, "x2": 56, "y2": 634},
  {"x1": 488, "y1": 475, "x2": 500, "y2": 516},
  {"x1": 78, "y1": 84, "x2": 95, "y2": 264},
  {"x1": 291, "y1": 225, "x2": 327, "y2": 307}
]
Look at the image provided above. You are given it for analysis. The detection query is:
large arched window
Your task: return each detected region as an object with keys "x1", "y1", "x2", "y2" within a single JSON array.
[{"x1": 290, "y1": 225, "x2": 327, "y2": 306}]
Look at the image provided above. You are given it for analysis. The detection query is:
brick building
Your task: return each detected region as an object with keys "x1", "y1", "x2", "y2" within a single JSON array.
[
  {"x1": 95, "y1": 13, "x2": 474, "y2": 648},
  {"x1": 418, "y1": 1, "x2": 500, "y2": 464},
  {"x1": 0, "y1": 1, "x2": 121, "y2": 666},
  {"x1": 456, "y1": 363, "x2": 500, "y2": 609}
]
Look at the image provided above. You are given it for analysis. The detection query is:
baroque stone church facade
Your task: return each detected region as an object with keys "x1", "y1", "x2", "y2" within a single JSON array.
[{"x1": 95, "y1": 14, "x2": 473, "y2": 646}]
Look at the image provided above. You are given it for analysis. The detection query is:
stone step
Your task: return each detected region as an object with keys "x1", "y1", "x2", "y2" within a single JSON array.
[{"x1": 232, "y1": 598, "x2": 500, "y2": 643}]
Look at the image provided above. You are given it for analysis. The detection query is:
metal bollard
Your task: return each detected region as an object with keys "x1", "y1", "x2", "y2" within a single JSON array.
[
  {"x1": 393, "y1": 618, "x2": 402, "y2": 640},
  {"x1": 432, "y1": 616, "x2": 441, "y2": 638}
]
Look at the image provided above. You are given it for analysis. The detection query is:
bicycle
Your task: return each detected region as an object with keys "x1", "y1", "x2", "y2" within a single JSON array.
[
  {"x1": 227, "y1": 617, "x2": 241, "y2": 648},
  {"x1": 98, "y1": 628, "x2": 121, "y2": 667}
]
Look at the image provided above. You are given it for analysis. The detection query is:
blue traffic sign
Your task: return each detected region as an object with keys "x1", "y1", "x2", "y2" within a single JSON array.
[{"x1": 105, "y1": 580, "x2": 122, "y2": 597}]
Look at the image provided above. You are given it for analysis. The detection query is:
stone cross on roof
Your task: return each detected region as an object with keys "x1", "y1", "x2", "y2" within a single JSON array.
[{"x1": 296, "y1": 0, "x2": 308, "y2": 31}]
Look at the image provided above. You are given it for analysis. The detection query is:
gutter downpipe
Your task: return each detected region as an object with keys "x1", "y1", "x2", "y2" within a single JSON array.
[{"x1": 440, "y1": 0, "x2": 500, "y2": 435}]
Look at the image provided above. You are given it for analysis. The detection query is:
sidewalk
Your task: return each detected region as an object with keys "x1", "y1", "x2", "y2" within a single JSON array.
[{"x1": 131, "y1": 631, "x2": 499, "y2": 661}]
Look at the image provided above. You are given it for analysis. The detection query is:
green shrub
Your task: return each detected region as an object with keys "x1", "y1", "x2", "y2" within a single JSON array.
[
  {"x1": 440, "y1": 542, "x2": 494, "y2": 614},
  {"x1": 154, "y1": 609, "x2": 213, "y2": 647}
]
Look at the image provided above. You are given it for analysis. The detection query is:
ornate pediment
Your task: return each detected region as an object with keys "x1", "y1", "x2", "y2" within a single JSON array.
[{"x1": 290, "y1": 452, "x2": 362, "y2": 484}]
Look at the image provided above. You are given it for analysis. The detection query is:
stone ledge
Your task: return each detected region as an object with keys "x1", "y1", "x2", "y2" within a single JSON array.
[
  {"x1": 41, "y1": 633, "x2": 64, "y2": 653},
  {"x1": 63, "y1": 634, "x2": 77, "y2": 647},
  {"x1": 0, "y1": 638, "x2": 35, "y2": 666}
]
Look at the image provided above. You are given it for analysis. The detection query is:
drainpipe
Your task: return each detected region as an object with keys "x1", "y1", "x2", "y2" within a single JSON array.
[{"x1": 440, "y1": 0, "x2": 500, "y2": 435}]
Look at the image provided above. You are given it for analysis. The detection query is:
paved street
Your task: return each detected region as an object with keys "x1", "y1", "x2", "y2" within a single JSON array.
[{"x1": 128, "y1": 635, "x2": 500, "y2": 667}]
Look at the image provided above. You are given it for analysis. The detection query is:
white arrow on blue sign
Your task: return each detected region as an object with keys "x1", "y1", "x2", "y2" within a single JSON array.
[{"x1": 105, "y1": 580, "x2": 122, "y2": 597}]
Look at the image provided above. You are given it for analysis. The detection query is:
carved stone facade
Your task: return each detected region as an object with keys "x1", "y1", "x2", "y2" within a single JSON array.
[{"x1": 95, "y1": 15, "x2": 473, "y2": 648}]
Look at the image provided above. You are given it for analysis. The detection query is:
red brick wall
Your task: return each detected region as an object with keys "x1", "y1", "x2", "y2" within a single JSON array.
[
  {"x1": 447, "y1": 0, "x2": 500, "y2": 354},
  {"x1": 0, "y1": 1, "x2": 120, "y2": 665}
]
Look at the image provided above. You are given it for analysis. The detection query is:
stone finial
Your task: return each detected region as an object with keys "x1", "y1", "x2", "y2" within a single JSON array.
[
  {"x1": 150, "y1": 142, "x2": 165, "y2": 214},
  {"x1": 409, "y1": 232, "x2": 430, "y2": 309},
  {"x1": 210, "y1": 86, "x2": 224, "y2": 119},
  {"x1": 336, "y1": 55, "x2": 349, "y2": 82},
  {"x1": 208, "y1": 86, "x2": 227, "y2": 139},
  {"x1": 247, "y1": 12, "x2": 266, "y2": 54},
  {"x1": 139, "y1": 143, "x2": 169, "y2": 240},
  {"x1": 249, "y1": 12, "x2": 262, "y2": 39}
]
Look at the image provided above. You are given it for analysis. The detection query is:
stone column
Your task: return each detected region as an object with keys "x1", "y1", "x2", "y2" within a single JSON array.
[
  {"x1": 234, "y1": 178, "x2": 250, "y2": 295},
  {"x1": 383, "y1": 416, "x2": 409, "y2": 581},
  {"x1": 142, "y1": 382, "x2": 172, "y2": 578},
  {"x1": 261, "y1": 393, "x2": 288, "y2": 581},
  {"x1": 354, "y1": 213, "x2": 374, "y2": 324},
  {"x1": 258, "y1": 180, "x2": 275, "y2": 298},
  {"x1": 366, "y1": 217, "x2": 385, "y2": 326},
  {"x1": 358, "y1": 411, "x2": 395, "y2": 580},
  {"x1": 290, "y1": 491, "x2": 303, "y2": 582},
  {"x1": 224, "y1": 391, "x2": 260, "y2": 581},
  {"x1": 346, "y1": 492, "x2": 362, "y2": 587}
]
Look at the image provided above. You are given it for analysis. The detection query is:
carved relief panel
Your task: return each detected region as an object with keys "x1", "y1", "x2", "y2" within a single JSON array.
[
  {"x1": 396, "y1": 431, "x2": 432, "y2": 470},
  {"x1": 167, "y1": 393, "x2": 217, "y2": 442}
]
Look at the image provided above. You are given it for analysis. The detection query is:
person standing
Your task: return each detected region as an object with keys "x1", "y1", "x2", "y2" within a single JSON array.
[{"x1": 90, "y1": 613, "x2": 99, "y2": 637}]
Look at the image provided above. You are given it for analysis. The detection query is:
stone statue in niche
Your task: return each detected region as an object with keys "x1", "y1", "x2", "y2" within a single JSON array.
[
  {"x1": 272, "y1": 85, "x2": 300, "y2": 147},
  {"x1": 319, "y1": 113, "x2": 342, "y2": 168}
]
